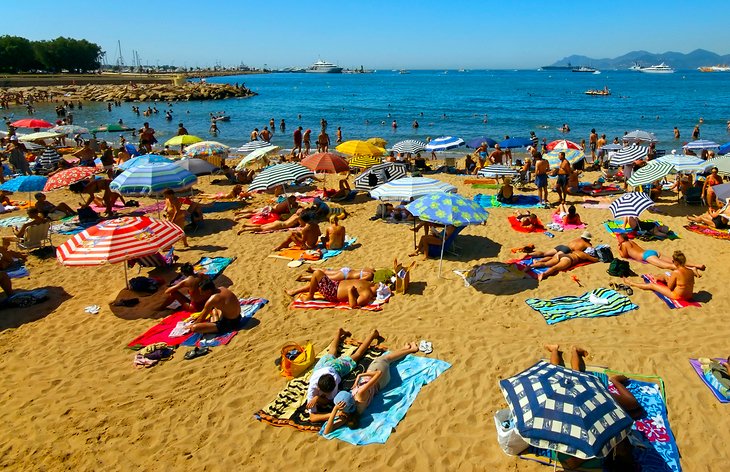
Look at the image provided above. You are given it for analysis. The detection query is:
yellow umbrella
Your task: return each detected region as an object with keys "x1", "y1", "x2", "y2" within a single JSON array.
[
  {"x1": 164, "y1": 134, "x2": 203, "y2": 146},
  {"x1": 367, "y1": 137, "x2": 387, "y2": 148},
  {"x1": 336, "y1": 140, "x2": 386, "y2": 156},
  {"x1": 349, "y1": 155, "x2": 382, "y2": 169}
]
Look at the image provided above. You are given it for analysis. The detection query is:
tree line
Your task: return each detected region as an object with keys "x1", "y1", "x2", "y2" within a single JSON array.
[{"x1": 0, "y1": 36, "x2": 102, "y2": 73}]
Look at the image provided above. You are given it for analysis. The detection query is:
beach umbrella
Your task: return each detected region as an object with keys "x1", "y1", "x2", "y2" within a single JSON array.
[
  {"x1": 236, "y1": 140, "x2": 273, "y2": 153},
  {"x1": 627, "y1": 161, "x2": 675, "y2": 187},
  {"x1": 248, "y1": 163, "x2": 314, "y2": 192},
  {"x1": 349, "y1": 155, "x2": 383, "y2": 169},
  {"x1": 406, "y1": 192, "x2": 489, "y2": 276},
  {"x1": 609, "y1": 192, "x2": 655, "y2": 218},
  {"x1": 718, "y1": 142, "x2": 730, "y2": 155},
  {"x1": 164, "y1": 134, "x2": 203, "y2": 147},
  {"x1": 0, "y1": 176, "x2": 48, "y2": 200},
  {"x1": 599, "y1": 143, "x2": 624, "y2": 151},
  {"x1": 683, "y1": 139, "x2": 719, "y2": 151},
  {"x1": 124, "y1": 143, "x2": 140, "y2": 157},
  {"x1": 11, "y1": 118, "x2": 53, "y2": 129},
  {"x1": 21, "y1": 141, "x2": 44, "y2": 151},
  {"x1": 425, "y1": 136, "x2": 465, "y2": 152},
  {"x1": 118, "y1": 154, "x2": 174, "y2": 171},
  {"x1": 91, "y1": 124, "x2": 134, "y2": 133},
  {"x1": 609, "y1": 144, "x2": 647, "y2": 166},
  {"x1": 235, "y1": 145, "x2": 280, "y2": 170},
  {"x1": 111, "y1": 163, "x2": 197, "y2": 196},
  {"x1": 176, "y1": 158, "x2": 219, "y2": 176},
  {"x1": 183, "y1": 140, "x2": 229, "y2": 159},
  {"x1": 622, "y1": 130, "x2": 657, "y2": 144},
  {"x1": 56, "y1": 216, "x2": 184, "y2": 288},
  {"x1": 466, "y1": 137, "x2": 497, "y2": 148},
  {"x1": 477, "y1": 164, "x2": 520, "y2": 178},
  {"x1": 43, "y1": 166, "x2": 100, "y2": 191},
  {"x1": 706, "y1": 156, "x2": 730, "y2": 175},
  {"x1": 354, "y1": 162, "x2": 408, "y2": 191},
  {"x1": 499, "y1": 137, "x2": 532, "y2": 149},
  {"x1": 655, "y1": 153, "x2": 709, "y2": 173},
  {"x1": 301, "y1": 152, "x2": 350, "y2": 174},
  {"x1": 546, "y1": 139, "x2": 581, "y2": 151},
  {"x1": 544, "y1": 149, "x2": 585, "y2": 168},
  {"x1": 336, "y1": 140, "x2": 386, "y2": 156},
  {"x1": 392, "y1": 139, "x2": 428, "y2": 154},
  {"x1": 18, "y1": 131, "x2": 64, "y2": 141},
  {"x1": 711, "y1": 183, "x2": 730, "y2": 203},
  {"x1": 499, "y1": 361, "x2": 632, "y2": 460},
  {"x1": 51, "y1": 125, "x2": 89, "y2": 135},
  {"x1": 37, "y1": 148, "x2": 61, "y2": 169},
  {"x1": 370, "y1": 177, "x2": 457, "y2": 200},
  {"x1": 366, "y1": 137, "x2": 387, "y2": 148}
]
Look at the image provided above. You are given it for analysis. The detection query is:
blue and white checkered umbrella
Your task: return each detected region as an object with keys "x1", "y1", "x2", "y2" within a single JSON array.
[
  {"x1": 248, "y1": 163, "x2": 314, "y2": 192},
  {"x1": 110, "y1": 163, "x2": 197, "y2": 195},
  {"x1": 370, "y1": 177, "x2": 456, "y2": 200},
  {"x1": 392, "y1": 139, "x2": 427, "y2": 154},
  {"x1": 118, "y1": 154, "x2": 173, "y2": 171},
  {"x1": 610, "y1": 144, "x2": 647, "y2": 166},
  {"x1": 609, "y1": 192, "x2": 655, "y2": 218},
  {"x1": 500, "y1": 361, "x2": 633, "y2": 460},
  {"x1": 0, "y1": 175, "x2": 47, "y2": 193},
  {"x1": 425, "y1": 136, "x2": 465, "y2": 152}
]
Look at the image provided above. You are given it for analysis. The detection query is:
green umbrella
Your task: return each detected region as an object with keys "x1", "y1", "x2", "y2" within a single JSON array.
[{"x1": 91, "y1": 123, "x2": 134, "y2": 133}]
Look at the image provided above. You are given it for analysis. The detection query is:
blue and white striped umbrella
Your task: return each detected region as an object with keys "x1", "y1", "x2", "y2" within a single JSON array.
[
  {"x1": 655, "y1": 153, "x2": 709, "y2": 173},
  {"x1": 354, "y1": 162, "x2": 408, "y2": 191},
  {"x1": 609, "y1": 144, "x2": 647, "y2": 166},
  {"x1": 627, "y1": 161, "x2": 675, "y2": 187},
  {"x1": 370, "y1": 177, "x2": 456, "y2": 200},
  {"x1": 609, "y1": 192, "x2": 655, "y2": 218},
  {"x1": 392, "y1": 139, "x2": 427, "y2": 154},
  {"x1": 248, "y1": 163, "x2": 314, "y2": 192},
  {"x1": 37, "y1": 148, "x2": 61, "y2": 169},
  {"x1": 683, "y1": 139, "x2": 719, "y2": 151},
  {"x1": 477, "y1": 164, "x2": 520, "y2": 178},
  {"x1": 425, "y1": 136, "x2": 465, "y2": 152},
  {"x1": 110, "y1": 163, "x2": 198, "y2": 195},
  {"x1": 500, "y1": 361, "x2": 632, "y2": 460},
  {"x1": 118, "y1": 154, "x2": 173, "y2": 171},
  {"x1": 622, "y1": 130, "x2": 657, "y2": 144},
  {"x1": 236, "y1": 140, "x2": 273, "y2": 153},
  {"x1": 0, "y1": 175, "x2": 47, "y2": 193},
  {"x1": 543, "y1": 149, "x2": 585, "y2": 168},
  {"x1": 706, "y1": 155, "x2": 730, "y2": 175}
]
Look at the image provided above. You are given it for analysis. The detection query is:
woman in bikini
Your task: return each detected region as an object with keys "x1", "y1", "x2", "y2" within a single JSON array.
[
  {"x1": 531, "y1": 250, "x2": 599, "y2": 281},
  {"x1": 702, "y1": 167, "x2": 724, "y2": 209},
  {"x1": 615, "y1": 233, "x2": 706, "y2": 276},
  {"x1": 687, "y1": 202, "x2": 730, "y2": 229},
  {"x1": 162, "y1": 188, "x2": 189, "y2": 247},
  {"x1": 624, "y1": 251, "x2": 696, "y2": 301}
]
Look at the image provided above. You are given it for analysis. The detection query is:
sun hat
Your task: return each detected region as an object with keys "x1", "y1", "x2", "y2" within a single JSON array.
[
  {"x1": 334, "y1": 391, "x2": 355, "y2": 413},
  {"x1": 581, "y1": 230, "x2": 593, "y2": 240}
]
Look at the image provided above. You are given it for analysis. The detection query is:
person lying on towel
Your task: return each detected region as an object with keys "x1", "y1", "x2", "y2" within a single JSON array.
[
  {"x1": 528, "y1": 231, "x2": 593, "y2": 261},
  {"x1": 531, "y1": 249, "x2": 598, "y2": 281},
  {"x1": 294, "y1": 266, "x2": 395, "y2": 284},
  {"x1": 285, "y1": 269, "x2": 376, "y2": 308},
  {"x1": 623, "y1": 250, "x2": 697, "y2": 301},
  {"x1": 188, "y1": 280, "x2": 242, "y2": 334},
  {"x1": 306, "y1": 328, "x2": 384, "y2": 422},
  {"x1": 237, "y1": 208, "x2": 308, "y2": 235},
  {"x1": 514, "y1": 211, "x2": 540, "y2": 231},
  {"x1": 616, "y1": 233, "x2": 705, "y2": 276}
]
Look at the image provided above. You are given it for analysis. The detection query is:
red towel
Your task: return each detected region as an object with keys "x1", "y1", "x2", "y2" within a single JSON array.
[
  {"x1": 126, "y1": 311, "x2": 194, "y2": 349},
  {"x1": 508, "y1": 216, "x2": 545, "y2": 233}
]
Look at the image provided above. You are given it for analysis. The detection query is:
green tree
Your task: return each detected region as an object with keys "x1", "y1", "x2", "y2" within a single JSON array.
[
  {"x1": 33, "y1": 37, "x2": 102, "y2": 72},
  {"x1": 0, "y1": 35, "x2": 41, "y2": 72}
]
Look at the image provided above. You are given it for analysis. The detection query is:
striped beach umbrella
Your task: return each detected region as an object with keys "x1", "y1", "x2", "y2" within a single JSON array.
[
  {"x1": 500, "y1": 361, "x2": 632, "y2": 460},
  {"x1": 349, "y1": 155, "x2": 383, "y2": 169},
  {"x1": 655, "y1": 153, "x2": 709, "y2": 173},
  {"x1": 622, "y1": 130, "x2": 657, "y2": 144},
  {"x1": 236, "y1": 140, "x2": 273, "y2": 153},
  {"x1": 248, "y1": 163, "x2": 314, "y2": 192},
  {"x1": 719, "y1": 142, "x2": 730, "y2": 155},
  {"x1": 43, "y1": 166, "x2": 100, "y2": 191},
  {"x1": 18, "y1": 131, "x2": 64, "y2": 142},
  {"x1": 370, "y1": 177, "x2": 457, "y2": 200},
  {"x1": 11, "y1": 118, "x2": 53, "y2": 129},
  {"x1": 627, "y1": 161, "x2": 675, "y2": 187},
  {"x1": 354, "y1": 162, "x2": 408, "y2": 191},
  {"x1": 235, "y1": 145, "x2": 280, "y2": 170},
  {"x1": 392, "y1": 139, "x2": 428, "y2": 154},
  {"x1": 477, "y1": 164, "x2": 520, "y2": 178},
  {"x1": 544, "y1": 149, "x2": 585, "y2": 168},
  {"x1": 110, "y1": 163, "x2": 198, "y2": 195},
  {"x1": 610, "y1": 144, "x2": 647, "y2": 166},
  {"x1": 706, "y1": 155, "x2": 730, "y2": 175},
  {"x1": 51, "y1": 125, "x2": 89, "y2": 135},
  {"x1": 0, "y1": 175, "x2": 47, "y2": 193},
  {"x1": 683, "y1": 139, "x2": 719, "y2": 151},
  {"x1": 164, "y1": 134, "x2": 203, "y2": 147},
  {"x1": 425, "y1": 136, "x2": 465, "y2": 152},
  {"x1": 118, "y1": 154, "x2": 173, "y2": 171},
  {"x1": 37, "y1": 148, "x2": 61, "y2": 169},
  {"x1": 301, "y1": 152, "x2": 350, "y2": 174},
  {"x1": 336, "y1": 140, "x2": 385, "y2": 156},
  {"x1": 711, "y1": 183, "x2": 730, "y2": 203},
  {"x1": 546, "y1": 139, "x2": 582, "y2": 151},
  {"x1": 176, "y1": 158, "x2": 219, "y2": 176},
  {"x1": 609, "y1": 192, "x2": 655, "y2": 218},
  {"x1": 183, "y1": 140, "x2": 229, "y2": 159}
]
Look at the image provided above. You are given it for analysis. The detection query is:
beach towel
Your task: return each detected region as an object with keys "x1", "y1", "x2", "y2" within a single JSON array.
[
  {"x1": 320, "y1": 354, "x2": 451, "y2": 445},
  {"x1": 50, "y1": 215, "x2": 99, "y2": 235},
  {"x1": 525, "y1": 288, "x2": 638, "y2": 325},
  {"x1": 603, "y1": 219, "x2": 679, "y2": 240},
  {"x1": 454, "y1": 262, "x2": 529, "y2": 287},
  {"x1": 137, "y1": 201, "x2": 167, "y2": 214},
  {"x1": 683, "y1": 223, "x2": 730, "y2": 241},
  {"x1": 193, "y1": 256, "x2": 236, "y2": 279},
  {"x1": 508, "y1": 215, "x2": 545, "y2": 233},
  {"x1": 507, "y1": 256, "x2": 594, "y2": 279},
  {"x1": 464, "y1": 178, "x2": 498, "y2": 185},
  {"x1": 689, "y1": 358, "x2": 730, "y2": 403},
  {"x1": 5, "y1": 265, "x2": 29, "y2": 279},
  {"x1": 89, "y1": 200, "x2": 125, "y2": 213},
  {"x1": 474, "y1": 194, "x2": 541, "y2": 209},
  {"x1": 271, "y1": 237, "x2": 357, "y2": 263},
  {"x1": 550, "y1": 213, "x2": 587, "y2": 230},
  {"x1": 254, "y1": 341, "x2": 388, "y2": 431},
  {"x1": 289, "y1": 291, "x2": 388, "y2": 312},
  {"x1": 181, "y1": 298, "x2": 268, "y2": 347},
  {"x1": 470, "y1": 183, "x2": 501, "y2": 190},
  {"x1": 641, "y1": 274, "x2": 701, "y2": 309},
  {"x1": 126, "y1": 298, "x2": 267, "y2": 350},
  {"x1": 0, "y1": 216, "x2": 31, "y2": 228},
  {"x1": 581, "y1": 185, "x2": 624, "y2": 196},
  {"x1": 0, "y1": 288, "x2": 49, "y2": 309},
  {"x1": 201, "y1": 201, "x2": 244, "y2": 213}
]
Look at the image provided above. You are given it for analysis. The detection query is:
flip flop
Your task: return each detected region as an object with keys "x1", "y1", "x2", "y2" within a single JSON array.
[
  {"x1": 84, "y1": 305, "x2": 100, "y2": 314},
  {"x1": 184, "y1": 347, "x2": 211, "y2": 360},
  {"x1": 419, "y1": 340, "x2": 433, "y2": 354}
]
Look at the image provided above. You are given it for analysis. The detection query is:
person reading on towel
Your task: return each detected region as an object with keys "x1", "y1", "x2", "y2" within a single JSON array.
[
  {"x1": 687, "y1": 202, "x2": 730, "y2": 229},
  {"x1": 408, "y1": 223, "x2": 456, "y2": 260},
  {"x1": 623, "y1": 250, "x2": 697, "y2": 301},
  {"x1": 529, "y1": 231, "x2": 593, "y2": 260},
  {"x1": 623, "y1": 216, "x2": 670, "y2": 239},
  {"x1": 13, "y1": 208, "x2": 48, "y2": 240},
  {"x1": 496, "y1": 178, "x2": 515, "y2": 203},
  {"x1": 188, "y1": 279, "x2": 242, "y2": 334},
  {"x1": 514, "y1": 211, "x2": 540, "y2": 231},
  {"x1": 531, "y1": 249, "x2": 599, "y2": 281},
  {"x1": 306, "y1": 328, "x2": 384, "y2": 422},
  {"x1": 286, "y1": 269, "x2": 377, "y2": 308},
  {"x1": 323, "y1": 342, "x2": 420, "y2": 433},
  {"x1": 322, "y1": 215, "x2": 346, "y2": 249},
  {"x1": 615, "y1": 233, "x2": 705, "y2": 276},
  {"x1": 554, "y1": 203, "x2": 582, "y2": 226},
  {"x1": 157, "y1": 263, "x2": 210, "y2": 311},
  {"x1": 273, "y1": 212, "x2": 321, "y2": 251},
  {"x1": 34, "y1": 192, "x2": 75, "y2": 218}
]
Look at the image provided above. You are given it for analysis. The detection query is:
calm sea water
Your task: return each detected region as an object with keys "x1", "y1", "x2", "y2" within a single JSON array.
[{"x1": 7, "y1": 70, "x2": 730, "y2": 151}]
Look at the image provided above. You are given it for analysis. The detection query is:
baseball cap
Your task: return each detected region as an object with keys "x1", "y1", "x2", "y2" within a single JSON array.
[
  {"x1": 334, "y1": 391, "x2": 355, "y2": 413},
  {"x1": 581, "y1": 231, "x2": 592, "y2": 240}
]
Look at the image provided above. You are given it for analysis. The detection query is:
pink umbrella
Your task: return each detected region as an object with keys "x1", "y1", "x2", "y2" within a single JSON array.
[{"x1": 11, "y1": 118, "x2": 54, "y2": 129}]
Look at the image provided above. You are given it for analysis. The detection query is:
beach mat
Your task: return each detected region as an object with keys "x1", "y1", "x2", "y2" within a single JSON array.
[
  {"x1": 0, "y1": 216, "x2": 31, "y2": 228},
  {"x1": 508, "y1": 215, "x2": 545, "y2": 233},
  {"x1": 525, "y1": 288, "x2": 638, "y2": 325},
  {"x1": 684, "y1": 223, "x2": 730, "y2": 240},
  {"x1": 254, "y1": 341, "x2": 387, "y2": 432},
  {"x1": 289, "y1": 291, "x2": 388, "y2": 312},
  {"x1": 470, "y1": 183, "x2": 501, "y2": 190},
  {"x1": 5, "y1": 265, "x2": 29, "y2": 279},
  {"x1": 320, "y1": 353, "x2": 451, "y2": 445},
  {"x1": 454, "y1": 262, "x2": 529, "y2": 287},
  {"x1": 550, "y1": 212, "x2": 587, "y2": 230},
  {"x1": 181, "y1": 298, "x2": 268, "y2": 347},
  {"x1": 641, "y1": 274, "x2": 701, "y2": 309},
  {"x1": 580, "y1": 185, "x2": 624, "y2": 196},
  {"x1": 507, "y1": 256, "x2": 593, "y2": 279},
  {"x1": 0, "y1": 288, "x2": 49, "y2": 309},
  {"x1": 270, "y1": 237, "x2": 357, "y2": 263},
  {"x1": 474, "y1": 194, "x2": 541, "y2": 209},
  {"x1": 688, "y1": 358, "x2": 730, "y2": 403},
  {"x1": 603, "y1": 219, "x2": 679, "y2": 240}
]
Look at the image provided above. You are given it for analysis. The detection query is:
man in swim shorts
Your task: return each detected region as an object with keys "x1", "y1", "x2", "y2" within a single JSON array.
[
  {"x1": 529, "y1": 231, "x2": 593, "y2": 261},
  {"x1": 556, "y1": 152, "x2": 571, "y2": 204},
  {"x1": 534, "y1": 152, "x2": 550, "y2": 206},
  {"x1": 188, "y1": 280, "x2": 242, "y2": 334},
  {"x1": 286, "y1": 269, "x2": 377, "y2": 308}
]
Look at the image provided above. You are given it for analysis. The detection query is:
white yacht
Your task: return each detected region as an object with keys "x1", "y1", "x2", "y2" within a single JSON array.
[
  {"x1": 638, "y1": 63, "x2": 675, "y2": 74},
  {"x1": 306, "y1": 60, "x2": 343, "y2": 73}
]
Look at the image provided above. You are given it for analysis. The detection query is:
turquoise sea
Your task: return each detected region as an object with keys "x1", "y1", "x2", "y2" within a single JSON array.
[{"x1": 7, "y1": 70, "x2": 730, "y2": 150}]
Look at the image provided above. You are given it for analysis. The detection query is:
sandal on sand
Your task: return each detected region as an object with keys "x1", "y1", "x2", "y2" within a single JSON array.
[
  {"x1": 419, "y1": 340, "x2": 433, "y2": 354},
  {"x1": 184, "y1": 347, "x2": 211, "y2": 360}
]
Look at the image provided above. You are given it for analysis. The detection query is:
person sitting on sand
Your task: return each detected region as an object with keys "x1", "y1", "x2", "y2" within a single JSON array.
[
  {"x1": 13, "y1": 208, "x2": 48, "y2": 240},
  {"x1": 531, "y1": 250, "x2": 599, "y2": 281},
  {"x1": 34, "y1": 192, "x2": 75, "y2": 218},
  {"x1": 616, "y1": 234, "x2": 705, "y2": 276},
  {"x1": 409, "y1": 224, "x2": 456, "y2": 260},
  {"x1": 566, "y1": 169, "x2": 582, "y2": 194},
  {"x1": 687, "y1": 203, "x2": 730, "y2": 229},
  {"x1": 295, "y1": 265, "x2": 395, "y2": 283},
  {"x1": 234, "y1": 195, "x2": 298, "y2": 221},
  {"x1": 0, "y1": 191, "x2": 12, "y2": 206},
  {"x1": 555, "y1": 202, "x2": 582, "y2": 226},
  {"x1": 187, "y1": 279, "x2": 242, "y2": 334},
  {"x1": 0, "y1": 240, "x2": 28, "y2": 272},
  {"x1": 286, "y1": 269, "x2": 377, "y2": 308},
  {"x1": 623, "y1": 216, "x2": 670, "y2": 239},
  {"x1": 69, "y1": 178, "x2": 125, "y2": 217},
  {"x1": 306, "y1": 328, "x2": 384, "y2": 422},
  {"x1": 514, "y1": 211, "x2": 541, "y2": 231},
  {"x1": 496, "y1": 177, "x2": 515, "y2": 203},
  {"x1": 273, "y1": 212, "x2": 321, "y2": 251},
  {"x1": 329, "y1": 179, "x2": 353, "y2": 201},
  {"x1": 623, "y1": 250, "x2": 696, "y2": 301},
  {"x1": 157, "y1": 263, "x2": 209, "y2": 311},
  {"x1": 323, "y1": 215, "x2": 346, "y2": 249},
  {"x1": 324, "y1": 341, "x2": 420, "y2": 433},
  {"x1": 162, "y1": 188, "x2": 189, "y2": 247}
]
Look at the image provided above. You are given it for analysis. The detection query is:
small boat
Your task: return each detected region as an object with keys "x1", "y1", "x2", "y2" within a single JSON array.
[
  {"x1": 629, "y1": 62, "x2": 642, "y2": 71},
  {"x1": 399, "y1": 69, "x2": 410, "y2": 74},
  {"x1": 584, "y1": 86, "x2": 611, "y2": 96},
  {"x1": 698, "y1": 64, "x2": 730, "y2": 72},
  {"x1": 638, "y1": 63, "x2": 675, "y2": 74},
  {"x1": 212, "y1": 115, "x2": 230, "y2": 122},
  {"x1": 572, "y1": 66, "x2": 598, "y2": 73}
]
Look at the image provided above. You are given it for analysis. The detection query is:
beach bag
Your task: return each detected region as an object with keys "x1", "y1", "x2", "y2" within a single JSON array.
[
  {"x1": 280, "y1": 341, "x2": 315, "y2": 379},
  {"x1": 607, "y1": 259, "x2": 631, "y2": 277},
  {"x1": 595, "y1": 244, "x2": 614, "y2": 263},
  {"x1": 494, "y1": 408, "x2": 528, "y2": 456},
  {"x1": 77, "y1": 206, "x2": 99, "y2": 223},
  {"x1": 367, "y1": 173, "x2": 379, "y2": 187},
  {"x1": 129, "y1": 276, "x2": 160, "y2": 293},
  {"x1": 375, "y1": 203, "x2": 390, "y2": 219}
]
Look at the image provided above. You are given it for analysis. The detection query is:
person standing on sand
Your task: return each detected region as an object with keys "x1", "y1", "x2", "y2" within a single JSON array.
[
  {"x1": 317, "y1": 129, "x2": 330, "y2": 153},
  {"x1": 556, "y1": 152, "x2": 571, "y2": 204},
  {"x1": 303, "y1": 129, "x2": 312, "y2": 156},
  {"x1": 534, "y1": 152, "x2": 550, "y2": 207},
  {"x1": 489, "y1": 143, "x2": 504, "y2": 165},
  {"x1": 336, "y1": 127, "x2": 342, "y2": 143},
  {"x1": 293, "y1": 126, "x2": 303, "y2": 157},
  {"x1": 589, "y1": 128, "x2": 598, "y2": 163}
]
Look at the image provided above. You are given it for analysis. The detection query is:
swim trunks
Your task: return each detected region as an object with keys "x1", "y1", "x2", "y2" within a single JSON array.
[
  {"x1": 314, "y1": 353, "x2": 356, "y2": 378},
  {"x1": 317, "y1": 274, "x2": 340, "y2": 302},
  {"x1": 554, "y1": 245, "x2": 571, "y2": 254},
  {"x1": 557, "y1": 174, "x2": 568, "y2": 186},
  {"x1": 215, "y1": 315, "x2": 243, "y2": 333},
  {"x1": 535, "y1": 174, "x2": 548, "y2": 188},
  {"x1": 642, "y1": 250, "x2": 659, "y2": 261}
]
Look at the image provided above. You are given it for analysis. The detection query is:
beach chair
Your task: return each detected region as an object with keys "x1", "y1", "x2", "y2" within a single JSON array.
[
  {"x1": 16, "y1": 222, "x2": 52, "y2": 251},
  {"x1": 683, "y1": 187, "x2": 703, "y2": 206},
  {"x1": 427, "y1": 226, "x2": 464, "y2": 258}
]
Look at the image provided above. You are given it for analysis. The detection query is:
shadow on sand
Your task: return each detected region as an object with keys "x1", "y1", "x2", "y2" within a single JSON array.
[{"x1": 0, "y1": 286, "x2": 71, "y2": 331}]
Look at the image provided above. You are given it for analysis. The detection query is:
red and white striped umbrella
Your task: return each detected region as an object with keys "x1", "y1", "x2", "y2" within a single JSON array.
[
  {"x1": 546, "y1": 139, "x2": 582, "y2": 151},
  {"x1": 43, "y1": 166, "x2": 100, "y2": 191},
  {"x1": 57, "y1": 216, "x2": 183, "y2": 266}
]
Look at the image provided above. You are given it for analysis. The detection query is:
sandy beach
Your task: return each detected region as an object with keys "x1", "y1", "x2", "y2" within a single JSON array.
[{"x1": 0, "y1": 167, "x2": 727, "y2": 471}]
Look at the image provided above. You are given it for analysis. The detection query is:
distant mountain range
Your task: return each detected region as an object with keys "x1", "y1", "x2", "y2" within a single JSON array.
[{"x1": 546, "y1": 49, "x2": 730, "y2": 70}]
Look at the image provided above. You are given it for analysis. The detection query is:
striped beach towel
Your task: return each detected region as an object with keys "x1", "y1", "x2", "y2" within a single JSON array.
[
  {"x1": 0, "y1": 216, "x2": 32, "y2": 228},
  {"x1": 689, "y1": 358, "x2": 730, "y2": 403},
  {"x1": 525, "y1": 288, "x2": 638, "y2": 325},
  {"x1": 289, "y1": 292, "x2": 388, "y2": 312},
  {"x1": 684, "y1": 222, "x2": 730, "y2": 240},
  {"x1": 603, "y1": 219, "x2": 679, "y2": 240},
  {"x1": 641, "y1": 274, "x2": 701, "y2": 309}
]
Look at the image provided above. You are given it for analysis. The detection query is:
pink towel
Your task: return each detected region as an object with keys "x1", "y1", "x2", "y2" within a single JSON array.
[{"x1": 551, "y1": 213, "x2": 587, "y2": 230}]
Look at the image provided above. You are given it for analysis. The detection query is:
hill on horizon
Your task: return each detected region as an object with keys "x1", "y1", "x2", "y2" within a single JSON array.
[{"x1": 547, "y1": 49, "x2": 730, "y2": 69}]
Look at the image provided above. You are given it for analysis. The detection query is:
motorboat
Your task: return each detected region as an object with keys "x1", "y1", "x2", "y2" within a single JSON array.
[
  {"x1": 638, "y1": 63, "x2": 675, "y2": 74},
  {"x1": 306, "y1": 60, "x2": 343, "y2": 73},
  {"x1": 572, "y1": 66, "x2": 598, "y2": 73},
  {"x1": 584, "y1": 86, "x2": 611, "y2": 96},
  {"x1": 698, "y1": 64, "x2": 730, "y2": 72}
]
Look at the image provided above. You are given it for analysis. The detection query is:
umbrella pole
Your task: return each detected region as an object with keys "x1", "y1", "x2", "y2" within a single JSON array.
[
  {"x1": 413, "y1": 218, "x2": 417, "y2": 249},
  {"x1": 438, "y1": 228, "x2": 446, "y2": 278},
  {"x1": 124, "y1": 261, "x2": 129, "y2": 290}
]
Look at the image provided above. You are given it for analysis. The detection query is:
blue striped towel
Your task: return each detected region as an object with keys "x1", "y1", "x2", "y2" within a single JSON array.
[{"x1": 526, "y1": 288, "x2": 638, "y2": 325}]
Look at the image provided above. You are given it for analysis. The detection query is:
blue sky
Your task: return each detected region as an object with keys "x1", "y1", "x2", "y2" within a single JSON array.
[{"x1": 5, "y1": 0, "x2": 730, "y2": 69}]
